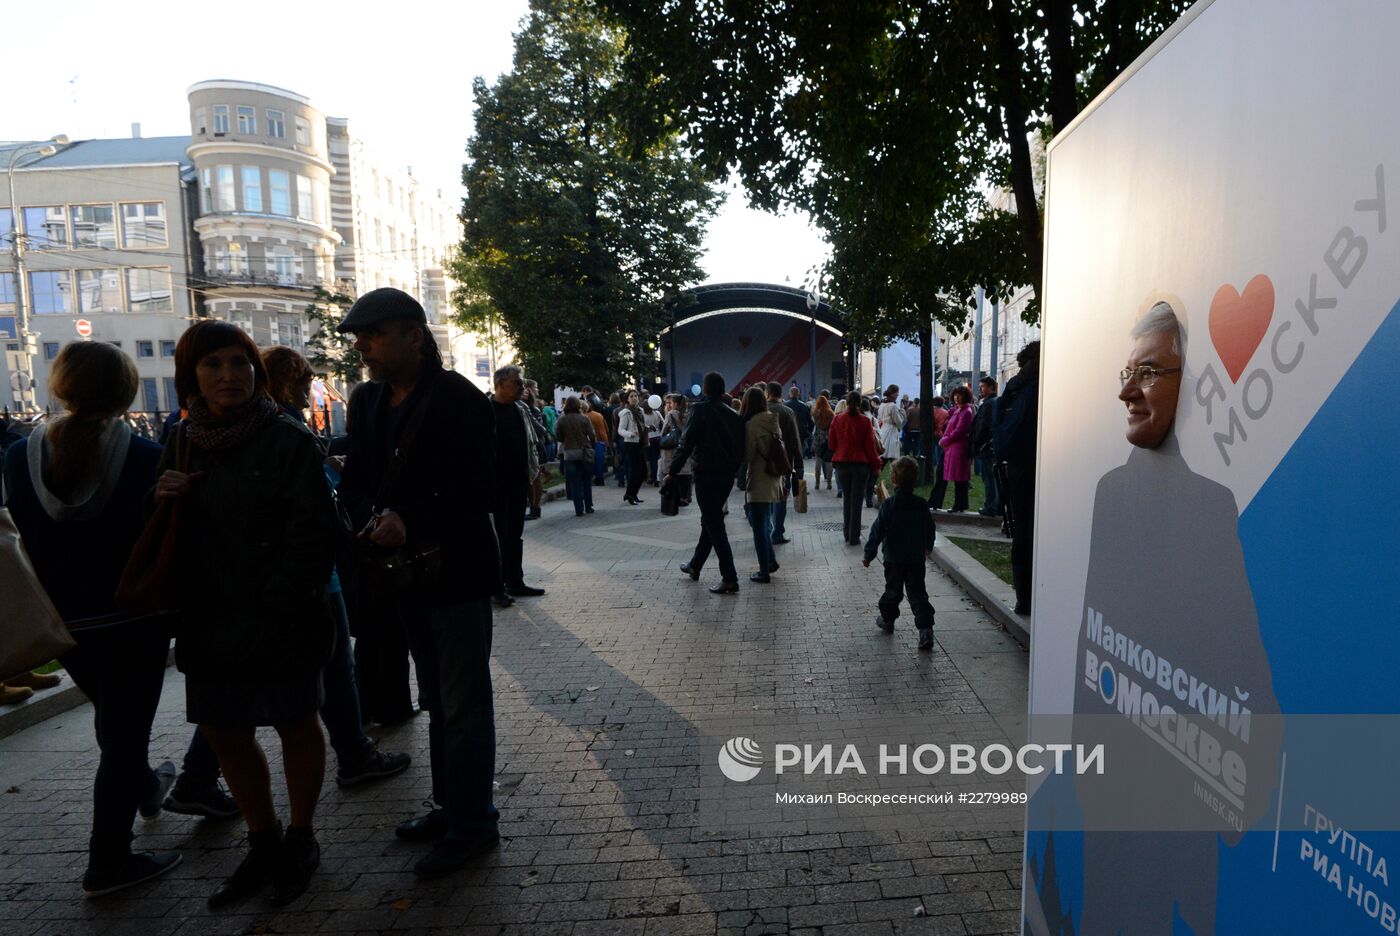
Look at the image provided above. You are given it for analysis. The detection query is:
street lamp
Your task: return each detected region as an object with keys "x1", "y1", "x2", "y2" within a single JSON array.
[{"x1": 6, "y1": 135, "x2": 67, "y2": 411}]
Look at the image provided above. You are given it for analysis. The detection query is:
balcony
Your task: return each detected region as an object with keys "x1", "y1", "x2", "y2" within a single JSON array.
[{"x1": 199, "y1": 270, "x2": 335, "y2": 292}]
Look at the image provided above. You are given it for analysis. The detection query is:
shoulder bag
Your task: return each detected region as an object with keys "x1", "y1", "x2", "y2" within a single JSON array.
[
  {"x1": 115, "y1": 424, "x2": 191, "y2": 615},
  {"x1": 0, "y1": 507, "x2": 75, "y2": 679}
]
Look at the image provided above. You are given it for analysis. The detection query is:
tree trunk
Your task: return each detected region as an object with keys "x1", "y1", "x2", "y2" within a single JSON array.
[
  {"x1": 1047, "y1": 0, "x2": 1078, "y2": 134},
  {"x1": 990, "y1": 0, "x2": 1044, "y2": 304},
  {"x1": 919, "y1": 323, "x2": 935, "y2": 485}
]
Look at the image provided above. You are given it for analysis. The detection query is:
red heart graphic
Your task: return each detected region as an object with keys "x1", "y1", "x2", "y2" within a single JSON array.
[{"x1": 1209, "y1": 274, "x2": 1275, "y2": 383}]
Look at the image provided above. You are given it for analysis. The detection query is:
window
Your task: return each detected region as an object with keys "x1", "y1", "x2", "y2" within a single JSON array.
[
  {"x1": 283, "y1": 319, "x2": 302, "y2": 348},
  {"x1": 0, "y1": 208, "x2": 11, "y2": 248},
  {"x1": 137, "y1": 340, "x2": 154, "y2": 358},
  {"x1": 216, "y1": 166, "x2": 235, "y2": 211},
  {"x1": 160, "y1": 339, "x2": 176, "y2": 358},
  {"x1": 23, "y1": 206, "x2": 67, "y2": 249},
  {"x1": 163, "y1": 377, "x2": 178, "y2": 410},
  {"x1": 236, "y1": 105, "x2": 256, "y2": 134},
  {"x1": 76, "y1": 270, "x2": 122, "y2": 313},
  {"x1": 213, "y1": 105, "x2": 229, "y2": 134},
  {"x1": 315, "y1": 180, "x2": 328, "y2": 225},
  {"x1": 267, "y1": 109, "x2": 285, "y2": 139},
  {"x1": 30, "y1": 271, "x2": 74, "y2": 314},
  {"x1": 0, "y1": 272, "x2": 14, "y2": 307},
  {"x1": 125, "y1": 268, "x2": 172, "y2": 312},
  {"x1": 200, "y1": 168, "x2": 212, "y2": 213},
  {"x1": 71, "y1": 204, "x2": 118, "y2": 248},
  {"x1": 121, "y1": 202, "x2": 167, "y2": 247},
  {"x1": 141, "y1": 378, "x2": 159, "y2": 412},
  {"x1": 266, "y1": 246, "x2": 302, "y2": 284},
  {"x1": 242, "y1": 166, "x2": 263, "y2": 212},
  {"x1": 268, "y1": 170, "x2": 290, "y2": 216},
  {"x1": 43, "y1": 341, "x2": 60, "y2": 361},
  {"x1": 195, "y1": 106, "x2": 207, "y2": 134},
  {"x1": 296, "y1": 174, "x2": 313, "y2": 220},
  {"x1": 475, "y1": 356, "x2": 491, "y2": 377},
  {"x1": 0, "y1": 316, "x2": 15, "y2": 339},
  {"x1": 295, "y1": 116, "x2": 310, "y2": 146}
]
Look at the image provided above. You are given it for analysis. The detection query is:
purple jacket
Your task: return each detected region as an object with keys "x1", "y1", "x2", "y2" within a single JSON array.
[{"x1": 938, "y1": 404, "x2": 975, "y2": 483}]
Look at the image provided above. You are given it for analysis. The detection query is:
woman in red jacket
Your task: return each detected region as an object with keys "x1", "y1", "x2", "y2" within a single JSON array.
[
  {"x1": 931, "y1": 385, "x2": 975, "y2": 512},
  {"x1": 828, "y1": 391, "x2": 883, "y2": 545}
]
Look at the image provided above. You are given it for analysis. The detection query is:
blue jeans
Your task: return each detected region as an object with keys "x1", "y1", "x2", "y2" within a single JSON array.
[
  {"x1": 593, "y1": 442, "x2": 607, "y2": 480},
  {"x1": 402, "y1": 598, "x2": 498, "y2": 839},
  {"x1": 319, "y1": 590, "x2": 373, "y2": 766},
  {"x1": 747, "y1": 501, "x2": 775, "y2": 575},
  {"x1": 976, "y1": 456, "x2": 1001, "y2": 514},
  {"x1": 563, "y1": 459, "x2": 594, "y2": 514},
  {"x1": 768, "y1": 493, "x2": 787, "y2": 540}
]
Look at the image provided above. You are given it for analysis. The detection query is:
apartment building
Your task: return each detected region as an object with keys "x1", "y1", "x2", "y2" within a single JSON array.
[{"x1": 1, "y1": 136, "x2": 200, "y2": 412}]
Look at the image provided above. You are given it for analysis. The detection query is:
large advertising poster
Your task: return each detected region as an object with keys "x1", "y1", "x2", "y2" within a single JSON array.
[{"x1": 1024, "y1": 0, "x2": 1400, "y2": 932}]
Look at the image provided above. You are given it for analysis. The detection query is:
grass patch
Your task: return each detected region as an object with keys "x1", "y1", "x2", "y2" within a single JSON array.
[
  {"x1": 946, "y1": 535, "x2": 1014, "y2": 586},
  {"x1": 877, "y1": 459, "x2": 989, "y2": 511},
  {"x1": 32, "y1": 660, "x2": 63, "y2": 675}
]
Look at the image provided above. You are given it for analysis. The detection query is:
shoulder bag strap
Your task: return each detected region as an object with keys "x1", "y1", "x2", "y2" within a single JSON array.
[{"x1": 369, "y1": 373, "x2": 439, "y2": 517}]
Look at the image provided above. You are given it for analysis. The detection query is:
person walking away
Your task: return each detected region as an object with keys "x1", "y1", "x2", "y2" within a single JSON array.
[
  {"x1": 154, "y1": 321, "x2": 338, "y2": 907},
  {"x1": 863, "y1": 456, "x2": 937, "y2": 650},
  {"x1": 930, "y1": 385, "x2": 975, "y2": 512},
  {"x1": 489, "y1": 365, "x2": 544, "y2": 602},
  {"x1": 616, "y1": 390, "x2": 649, "y2": 505},
  {"x1": 262, "y1": 347, "x2": 411, "y2": 788},
  {"x1": 582, "y1": 399, "x2": 609, "y2": 486},
  {"x1": 336, "y1": 288, "x2": 503, "y2": 878},
  {"x1": 555, "y1": 396, "x2": 596, "y2": 516},
  {"x1": 993, "y1": 341, "x2": 1040, "y2": 615},
  {"x1": 742, "y1": 387, "x2": 784, "y2": 582},
  {"x1": 876, "y1": 385, "x2": 905, "y2": 464},
  {"x1": 659, "y1": 395, "x2": 694, "y2": 505},
  {"x1": 828, "y1": 391, "x2": 883, "y2": 545},
  {"x1": 764, "y1": 382, "x2": 804, "y2": 545},
  {"x1": 784, "y1": 385, "x2": 813, "y2": 459},
  {"x1": 811, "y1": 395, "x2": 835, "y2": 490},
  {"x1": 670, "y1": 371, "x2": 744, "y2": 593},
  {"x1": 1, "y1": 342, "x2": 233, "y2": 898},
  {"x1": 971, "y1": 377, "x2": 1002, "y2": 516}
]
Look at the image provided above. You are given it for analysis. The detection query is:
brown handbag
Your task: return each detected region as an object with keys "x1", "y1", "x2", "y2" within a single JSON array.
[
  {"x1": 114, "y1": 425, "x2": 191, "y2": 615},
  {"x1": 0, "y1": 507, "x2": 75, "y2": 680}
]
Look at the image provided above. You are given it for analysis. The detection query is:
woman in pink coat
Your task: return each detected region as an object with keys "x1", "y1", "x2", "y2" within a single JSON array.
[{"x1": 930, "y1": 385, "x2": 975, "y2": 512}]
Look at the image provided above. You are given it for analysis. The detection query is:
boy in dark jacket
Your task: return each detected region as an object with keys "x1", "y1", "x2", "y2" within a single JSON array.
[{"x1": 863, "y1": 456, "x2": 937, "y2": 650}]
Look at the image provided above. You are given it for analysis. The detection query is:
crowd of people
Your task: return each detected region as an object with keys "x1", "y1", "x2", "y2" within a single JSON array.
[{"x1": 0, "y1": 278, "x2": 1042, "y2": 907}]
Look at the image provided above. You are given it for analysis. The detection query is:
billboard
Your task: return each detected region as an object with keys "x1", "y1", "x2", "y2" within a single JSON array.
[{"x1": 1024, "y1": 0, "x2": 1400, "y2": 932}]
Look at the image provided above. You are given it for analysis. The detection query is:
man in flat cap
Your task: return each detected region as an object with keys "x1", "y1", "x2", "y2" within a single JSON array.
[{"x1": 336, "y1": 288, "x2": 502, "y2": 878}]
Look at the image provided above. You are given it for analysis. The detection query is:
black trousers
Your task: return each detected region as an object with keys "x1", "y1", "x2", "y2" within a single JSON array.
[
  {"x1": 879, "y1": 561, "x2": 935, "y2": 629},
  {"x1": 623, "y1": 442, "x2": 647, "y2": 500},
  {"x1": 689, "y1": 474, "x2": 738, "y2": 583},
  {"x1": 495, "y1": 484, "x2": 529, "y2": 588},
  {"x1": 930, "y1": 479, "x2": 970, "y2": 511},
  {"x1": 834, "y1": 463, "x2": 871, "y2": 542},
  {"x1": 352, "y1": 585, "x2": 415, "y2": 724},
  {"x1": 1007, "y1": 462, "x2": 1036, "y2": 611}
]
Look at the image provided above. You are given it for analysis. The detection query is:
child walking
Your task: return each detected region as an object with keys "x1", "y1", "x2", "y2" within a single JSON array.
[{"x1": 863, "y1": 456, "x2": 937, "y2": 650}]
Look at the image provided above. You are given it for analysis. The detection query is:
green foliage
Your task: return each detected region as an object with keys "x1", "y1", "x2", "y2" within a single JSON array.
[
  {"x1": 458, "y1": 0, "x2": 724, "y2": 393},
  {"x1": 303, "y1": 287, "x2": 362, "y2": 388}
]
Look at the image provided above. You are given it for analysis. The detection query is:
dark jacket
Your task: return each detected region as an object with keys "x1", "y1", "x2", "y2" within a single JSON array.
[
  {"x1": 338, "y1": 366, "x2": 501, "y2": 604},
  {"x1": 784, "y1": 397, "x2": 813, "y2": 439},
  {"x1": 971, "y1": 396, "x2": 996, "y2": 456},
  {"x1": 3, "y1": 431, "x2": 162, "y2": 624},
  {"x1": 767, "y1": 399, "x2": 804, "y2": 476},
  {"x1": 992, "y1": 371, "x2": 1038, "y2": 466},
  {"x1": 169, "y1": 413, "x2": 338, "y2": 682},
  {"x1": 864, "y1": 488, "x2": 936, "y2": 564},
  {"x1": 555, "y1": 412, "x2": 595, "y2": 451},
  {"x1": 669, "y1": 395, "x2": 743, "y2": 479}
]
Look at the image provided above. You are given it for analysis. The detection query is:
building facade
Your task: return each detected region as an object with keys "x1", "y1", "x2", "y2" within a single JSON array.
[{"x1": 2, "y1": 137, "x2": 200, "y2": 412}]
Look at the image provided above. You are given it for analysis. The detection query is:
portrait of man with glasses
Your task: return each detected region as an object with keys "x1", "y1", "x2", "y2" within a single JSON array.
[{"x1": 1063, "y1": 298, "x2": 1282, "y2": 936}]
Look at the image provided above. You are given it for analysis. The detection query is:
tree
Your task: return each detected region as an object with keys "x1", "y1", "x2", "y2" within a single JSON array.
[
  {"x1": 458, "y1": 0, "x2": 724, "y2": 393},
  {"x1": 303, "y1": 287, "x2": 362, "y2": 390}
]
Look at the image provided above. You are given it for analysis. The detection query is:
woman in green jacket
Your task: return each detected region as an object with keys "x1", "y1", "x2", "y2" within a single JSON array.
[{"x1": 741, "y1": 386, "x2": 784, "y2": 583}]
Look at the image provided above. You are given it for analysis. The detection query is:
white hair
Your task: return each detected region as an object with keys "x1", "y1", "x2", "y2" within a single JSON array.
[{"x1": 1131, "y1": 301, "x2": 1186, "y2": 358}]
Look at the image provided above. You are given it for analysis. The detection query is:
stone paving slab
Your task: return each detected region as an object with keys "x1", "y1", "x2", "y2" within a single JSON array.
[{"x1": 0, "y1": 481, "x2": 1027, "y2": 935}]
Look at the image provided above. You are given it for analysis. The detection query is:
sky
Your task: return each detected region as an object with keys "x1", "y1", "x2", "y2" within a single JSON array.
[{"x1": 3, "y1": 0, "x2": 829, "y2": 289}]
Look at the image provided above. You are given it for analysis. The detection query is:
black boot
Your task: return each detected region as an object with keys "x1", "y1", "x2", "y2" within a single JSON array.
[
  {"x1": 208, "y1": 825, "x2": 281, "y2": 908},
  {"x1": 270, "y1": 825, "x2": 320, "y2": 907}
]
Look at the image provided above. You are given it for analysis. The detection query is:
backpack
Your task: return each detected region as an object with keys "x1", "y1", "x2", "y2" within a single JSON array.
[{"x1": 991, "y1": 375, "x2": 1037, "y2": 464}]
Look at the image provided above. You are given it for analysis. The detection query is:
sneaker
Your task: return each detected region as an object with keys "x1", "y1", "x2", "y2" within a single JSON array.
[
  {"x1": 269, "y1": 826, "x2": 320, "y2": 907},
  {"x1": 876, "y1": 614, "x2": 895, "y2": 634},
  {"x1": 82, "y1": 851, "x2": 182, "y2": 899},
  {"x1": 337, "y1": 747, "x2": 411, "y2": 788},
  {"x1": 414, "y1": 831, "x2": 500, "y2": 879},
  {"x1": 396, "y1": 808, "x2": 449, "y2": 842},
  {"x1": 918, "y1": 628, "x2": 934, "y2": 651},
  {"x1": 139, "y1": 761, "x2": 177, "y2": 820},
  {"x1": 164, "y1": 780, "x2": 240, "y2": 820},
  {"x1": 207, "y1": 827, "x2": 281, "y2": 909}
]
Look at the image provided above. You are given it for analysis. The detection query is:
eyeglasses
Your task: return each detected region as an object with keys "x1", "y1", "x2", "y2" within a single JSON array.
[{"x1": 1119, "y1": 365, "x2": 1182, "y2": 389}]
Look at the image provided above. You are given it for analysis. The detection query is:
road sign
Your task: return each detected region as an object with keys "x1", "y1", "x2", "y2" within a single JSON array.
[{"x1": 75, "y1": 319, "x2": 92, "y2": 338}]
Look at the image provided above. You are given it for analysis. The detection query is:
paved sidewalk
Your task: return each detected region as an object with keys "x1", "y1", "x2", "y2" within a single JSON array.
[{"x1": 0, "y1": 480, "x2": 1028, "y2": 936}]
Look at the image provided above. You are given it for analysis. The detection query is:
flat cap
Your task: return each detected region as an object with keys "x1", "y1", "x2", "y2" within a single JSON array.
[{"x1": 336, "y1": 287, "x2": 427, "y2": 333}]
